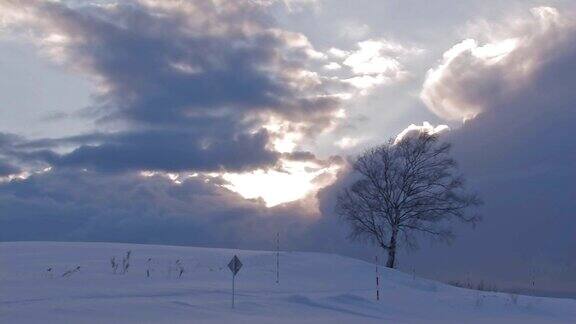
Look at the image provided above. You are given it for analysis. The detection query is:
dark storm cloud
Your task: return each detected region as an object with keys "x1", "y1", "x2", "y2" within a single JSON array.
[
  {"x1": 0, "y1": 160, "x2": 19, "y2": 176},
  {"x1": 0, "y1": 168, "x2": 318, "y2": 249},
  {"x1": 54, "y1": 128, "x2": 277, "y2": 173},
  {"x1": 0, "y1": 0, "x2": 344, "y2": 172},
  {"x1": 0, "y1": 133, "x2": 36, "y2": 173},
  {"x1": 0, "y1": 132, "x2": 21, "y2": 149},
  {"x1": 7, "y1": 117, "x2": 278, "y2": 173},
  {"x1": 400, "y1": 7, "x2": 576, "y2": 294}
]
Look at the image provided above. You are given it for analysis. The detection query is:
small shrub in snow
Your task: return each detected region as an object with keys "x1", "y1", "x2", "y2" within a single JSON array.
[
  {"x1": 477, "y1": 280, "x2": 485, "y2": 291},
  {"x1": 166, "y1": 259, "x2": 185, "y2": 278},
  {"x1": 474, "y1": 291, "x2": 484, "y2": 308},
  {"x1": 122, "y1": 251, "x2": 132, "y2": 274},
  {"x1": 146, "y1": 258, "x2": 153, "y2": 278},
  {"x1": 476, "y1": 280, "x2": 498, "y2": 292},
  {"x1": 167, "y1": 261, "x2": 173, "y2": 278},
  {"x1": 508, "y1": 293, "x2": 519, "y2": 305},
  {"x1": 45, "y1": 267, "x2": 53, "y2": 279},
  {"x1": 62, "y1": 266, "x2": 81, "y2": 278},
  {"x1": 110, "y1": 257, "x2": 119, "y2": 274},
  {"x1": 175, "y1": 259, "x2": 184, "y2": 278},
  {"x1": 448, "y1": 280, "x2": 465, "y2": 288}
]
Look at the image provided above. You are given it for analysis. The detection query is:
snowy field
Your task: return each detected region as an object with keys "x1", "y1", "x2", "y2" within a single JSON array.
[{"x1": 1, "y1": 242, "x2": 574, "y2": 323}]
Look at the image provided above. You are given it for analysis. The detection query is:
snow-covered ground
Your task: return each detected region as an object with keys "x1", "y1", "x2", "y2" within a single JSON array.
[{"x1": 1, "y1": 242, "x2": 574, "y2": 323}]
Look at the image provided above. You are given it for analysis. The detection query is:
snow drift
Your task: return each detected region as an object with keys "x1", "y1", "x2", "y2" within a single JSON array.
[{"x1": 0, "y1": 242, "x2": 574, "y2": 323}]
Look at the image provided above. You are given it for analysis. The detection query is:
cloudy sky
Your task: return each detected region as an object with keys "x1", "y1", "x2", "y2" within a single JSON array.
[{"x1": 1, "y1": 0, "x2": 575, "y2": 296}]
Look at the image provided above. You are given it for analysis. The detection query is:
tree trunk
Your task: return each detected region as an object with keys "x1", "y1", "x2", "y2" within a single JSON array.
[{"x1": 385, "y1": 227, "x2": 398, "y2": 268}]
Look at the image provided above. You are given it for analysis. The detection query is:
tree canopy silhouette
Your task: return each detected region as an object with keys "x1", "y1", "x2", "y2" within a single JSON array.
[{"x1": 337, "y1": 133, "x2": 481, "y2": 268}]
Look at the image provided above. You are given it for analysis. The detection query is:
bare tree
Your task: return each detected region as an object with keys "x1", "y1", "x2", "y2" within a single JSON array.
[{"x1": 337, "y1": 133, "x2": 481, "y2": 268}]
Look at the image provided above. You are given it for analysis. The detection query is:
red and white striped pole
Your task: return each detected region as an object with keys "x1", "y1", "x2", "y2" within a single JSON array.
[{"x1": 375, "y1": 255, "x2": 380, "y2": 301}]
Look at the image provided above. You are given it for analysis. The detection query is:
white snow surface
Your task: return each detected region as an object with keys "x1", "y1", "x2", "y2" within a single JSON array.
[{"x1": 1, "y1": 242, "x2": 574, "y2": 323}]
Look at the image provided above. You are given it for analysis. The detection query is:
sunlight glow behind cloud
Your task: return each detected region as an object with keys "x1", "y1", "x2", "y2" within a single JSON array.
[{"x1": 222, "y1": 160, "x2": 339, "y2": 207}]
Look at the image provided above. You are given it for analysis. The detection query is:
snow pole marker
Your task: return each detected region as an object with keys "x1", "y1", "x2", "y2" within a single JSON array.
[{"x1": 375, "y1": 255, "x2": 380, "y2": 301}]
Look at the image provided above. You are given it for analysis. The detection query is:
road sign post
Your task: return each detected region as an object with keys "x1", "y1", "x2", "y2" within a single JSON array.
[{"x1": 228, "y1": 255, "x2": 243, "y2": 309}]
